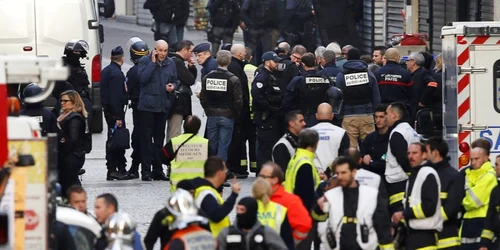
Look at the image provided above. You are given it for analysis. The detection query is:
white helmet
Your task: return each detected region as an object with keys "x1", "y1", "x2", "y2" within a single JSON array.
[{"x1": 166, "y1": 189, "x2": 208, "y2": 230}]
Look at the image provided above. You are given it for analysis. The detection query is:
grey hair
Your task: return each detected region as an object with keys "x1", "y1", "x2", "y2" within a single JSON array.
[
  {"x1": 323, "y1": 50, "x2": 336, "y2": 63},
  {"x1": 298, "y1": 128, "x2": 319, "y2": 149},
  {"x1": 326, "y1": 42, "x2": 341, "y2": 54},
  {"x1": 230, "y1": 44, "x2": 245, "y2": 55},
  {"x1": 291, "y1": 45, "x2": 307, "y2": 55},
  {"x1": 278, "y1": 42, "x2": 291, "y2": 53},
  {"x1": 408, "y1": 52, "x2": 425, "y2": 66},
  {"x1": 315, "y1": 46, "x2": 326, "y2": 58},
  {"x1": 216, "y1": 50, "x2": 232, "y2": 66}
]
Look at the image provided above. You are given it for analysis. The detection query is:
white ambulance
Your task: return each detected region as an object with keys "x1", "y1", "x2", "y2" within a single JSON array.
[{"x1": 436, "y1": 22, "x2": 500, "y2": 169}]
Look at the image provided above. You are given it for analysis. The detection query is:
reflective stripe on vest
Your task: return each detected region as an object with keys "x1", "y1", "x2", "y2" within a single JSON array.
[
  {"x1": 257, "y1": 200, "x2": 287, "y2": 234},
  {"x1": 163, "y1": 225, "x2": 216, "y2": 250},
  {"x1": 272, "y1": 136, "x2": 295, "y2": 162},
  {"x1": 194, "y1": 186, "x2": 231, "y2": 236},
  {"x1": 284, "y1": 148, "x2": 321, "y2": 193},
  {"x1": 170, "y1": 134, "x2": 208, "y2": 193}
]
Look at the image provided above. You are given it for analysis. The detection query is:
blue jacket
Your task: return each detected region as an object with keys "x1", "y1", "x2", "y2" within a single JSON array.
[
  {"x1": 201, "y1": 57, "x2": 218, "y2": 78},
  {"x1": 137, "y1": 55, "x2": 178, "y2": 113},
  {"x1": 100, "y1": 61, "x2": 128, "y2": 120},
  {"x1": 336, "y1": 61, "x2": 381, "y2": 115},
  {"x1": 320, "y1": 62, "x2": 342, "y2": 86},
  {"x1": 133, "y1": 230, "x2": 144, "y2": 250}
]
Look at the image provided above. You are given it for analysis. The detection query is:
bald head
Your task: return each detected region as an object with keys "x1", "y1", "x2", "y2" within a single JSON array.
[
  {"x1": 154, "y1": 40, "x2": 169, "y2": 61},
  {"x1": 278, "y1": 42, "x2": 290, "y2": 54},
  {"x1": 231, "y1": 44, "x2": 245, "y2": 55},
  {"x1": 342, "y1": 45, "x2": 353, "y2": 54},
  {"x1": 316, "y1": 103, "x2": 334, "y2": 121},
  {"x1": 384, "y1": 48, "x2": 400, "y2": 62}
]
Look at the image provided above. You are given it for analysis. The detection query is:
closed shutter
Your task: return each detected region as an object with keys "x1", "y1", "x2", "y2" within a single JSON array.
[
  {"x1": 469, "y1": 0, "x2": 479, "y2": 21},
  {"x1": 419, "y1": 0, "x2": 430, "y2": 35},
  {"x1": 361, "y1": 0, "x2": 384, "y2": 53},
  {"x1": 430, "y1": 0, "x2": 456, "y2": 53},
  {"x1": 386, "y1": 0, "x2": 405, "y2": 39},
  {"x1": 480, "y1": 0, "x2": 494, "y2": 20}
]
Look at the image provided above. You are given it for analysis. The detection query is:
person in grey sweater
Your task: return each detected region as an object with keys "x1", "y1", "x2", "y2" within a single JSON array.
[{"x1": 216, "y1": 197, "x2": 288, "y2": 250}]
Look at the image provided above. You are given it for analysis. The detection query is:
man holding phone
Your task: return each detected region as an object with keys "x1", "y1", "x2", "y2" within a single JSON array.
[{"x1": 138, "y1": 39, "x2": 178, "y2": 181}]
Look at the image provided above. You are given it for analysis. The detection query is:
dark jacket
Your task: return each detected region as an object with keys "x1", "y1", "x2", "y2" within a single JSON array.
[
  {"x1": 282, "y1": 69, "x2": 332, "y2": 114},
  {"x1": 201, "y1": 57, "x2": 218, "y2": 78},
  {"x1": 481, "y1": 180, "x2": 500, "y2": 248},
  {"x1": 200, "y1": 68, "x2": 243, "y2": 118},
  {"x1": 228, "y1": 57, "x2": 250, "y2": 122},
  {"x1": 173, "y1": 0, "x2": 190, "y2": 26},
  {"x1": 336, "y1": 61, "x2": 381, "y2": 116},
  {"x1": 101, "y1": 61, "x2": 128, "y2": 120},
  {"x1": 240, "y1": 0, "x2": 277, "y2": 29},
  {"x1": 320, "y1": 62, "x2": 342, "y2": 85},
  {"x1": 58, "y1": 112, "x2": 86, "y2": 156},
  {"x1": 191, "y1": 177, "x2": 238, "y2": 223},
  {"x1": 207, "y1": 0, "x2": 240, "y2": 28},
  {"x1": 56, "y1": 221, "x2": 77, "y2": 250},
  {"x1": 251, "y1": 68, "x2": 282, "y2": 125},
  {"x1": 126, "y1": 64, "x2": 141, "y2": 102},
  {"x1": 137, "y1": 55, "x2": 178, "y2": 113},
  {"x1": 375, "y1": 61, "x2": 412, "y2": 104},
  {"x1": 170, "y1": 53, "x2": 197, "y2": 116},
  {"x1": 360, "y1": 129, "x2": 389, "y2": 177},
  {"x1": 409, "y1": 67, "x2": 438, "y2": 117},
  {"x1": 144, "y1": 0, "x2": 179, "y2": 24},
  {"x1": 20, "y1": 105, "x2": 59, "y2": 136},
  {"x1": 272, "y1": 130, "x2": 299, "y2": 172}
]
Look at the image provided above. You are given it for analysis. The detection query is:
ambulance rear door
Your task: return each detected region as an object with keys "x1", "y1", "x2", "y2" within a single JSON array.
[{"x1": 470, "y1": 45, "x2": 500, "y2": 156}]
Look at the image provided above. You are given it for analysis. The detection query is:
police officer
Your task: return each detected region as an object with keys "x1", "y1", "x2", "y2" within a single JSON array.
[
  {"x1": 100, "y1": 46, "x2": 129, "y2": 181},
  {"x1": 425, "y1": 137, "x2": 464, "y2": 250},
  {"x1": 374, "y1": 48, "x2": 412, "y2": 105},
  {"x1": 160, "y1": 116, "x2": 208, "y2": 193},
  {"x1": 193, "y1": 43, "x2": 218, "y2": 78},
  {"x1": 392, "y1": 142, "x2": 442, "y2": 250},
  {"x1": 335, "y1": 48, "x2": 381, "y2": 148},
  {"x1": 62, "y1": 39, "x2": 93, "y2": 129},
  {"x1": 325, "y1": 85, "x2": 344, "y2": 127},
  {"x1": 164, "y1": 189, "x2": 215, "y2": 250},
  {"x1": 252, "y1": 51, "x2": 283, "y2": 171},
  {"x1": 20, "y1": 84, "x2": 59, "y2": 136},
  {"x1": 216, "y1": 197, "x2": 288, "y2": 250},
  {"x1": 126, "y1": 37, "x2": 150, "y2": 179},
  {"x1": 272, "y1": 110, "x2": 306, "y2": 172},
  {"x1": 206, "y1": 0, "x2": 240, "y2": 55},
  {"x1": 311, "y1": 103, "x2": 349, "y2": 175},
  {"x1": 200, "y1": 50, "x2": 243, "y2": 162},
  {"x1": 319, "y1": 50, "x2": 342, "y2": 86},
  {"x1": 282, "y1": 52, "x2": 333, "y2": 127}
]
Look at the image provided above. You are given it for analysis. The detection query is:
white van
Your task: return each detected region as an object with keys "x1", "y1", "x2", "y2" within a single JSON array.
[{"x1": 0, "y1": 0, "x2": 104, "y2": 133}]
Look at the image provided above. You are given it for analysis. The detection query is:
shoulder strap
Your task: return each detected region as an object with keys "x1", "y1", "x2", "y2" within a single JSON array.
[{"x1": 173, "y1": 134, "x2": 197, "y2": 158}]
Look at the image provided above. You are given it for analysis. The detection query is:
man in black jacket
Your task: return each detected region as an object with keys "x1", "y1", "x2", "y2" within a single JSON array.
[
  {"x1": 226, "y1": 44, "x2": 251, "y2": 178},
  {"x1": 144, "y1": 0, "x2": 180, "y2": 44},
  {"x1": 206, "y1": 0, "x2": 240, "y2": 54},
  {"x1": 166, "y1": 40, "x2": 197, "y2": 142},
  {"x1": 172, "y1": 0, "x2": 190, "y2": 43},
  {"x1": 272, "y1": 110, "x2": 305, "y2": 172},
  {"x1": 100, "y1": 46, "x2": 129, "y2": 181},
  {"x1": 360, "y1": 104, "x2": 389, "y2": 178}
]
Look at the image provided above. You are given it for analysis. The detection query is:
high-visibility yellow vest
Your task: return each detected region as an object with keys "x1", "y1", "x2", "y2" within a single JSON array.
[
  {"x1": 284, "y1": 148, "x2": 321, "y2": 193},
  {"x1": 257, "y1": 200, "x2": 287, "y2": 234},
  {"x1": 462, "y1": 162, "x2": 497, "y2": 219},
  {"x1": 194, "y1": 186, "x2": 231, "y2": 237},
  {"x1": 170, "y1": 133, "x2": 208, "y2": 193},
  {"x1": 244, "y1": 63, "x2": 257, "y2": 120}
]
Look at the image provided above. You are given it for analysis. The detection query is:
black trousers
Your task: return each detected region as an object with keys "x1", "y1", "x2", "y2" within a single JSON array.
[
  {"x1": 226, "y1": 121, "x2": 257, "y2": 174},
  {"x1": 58, "y1": 152, "x2": 85, "y2": 196},
  {"x1": 130, "y1": 102, "x2": 141, "y2": 172},
  {"x1": 104, "y1": 107, "x2": 127, "y2": 172},
  {"x1": 387, "y1": 180, "x2": 406, "y2": 215},
  {"x1": 256, "y1": 119, "x2": 281, "y2": 172},
  {"x1": 140, "y1": 111, "x2": 167, "y2": 175}
]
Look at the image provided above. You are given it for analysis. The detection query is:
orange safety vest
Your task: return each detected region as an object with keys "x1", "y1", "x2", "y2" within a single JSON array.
[{"x1": 163, "y1": 225, "x2": 216, "y2": 250}]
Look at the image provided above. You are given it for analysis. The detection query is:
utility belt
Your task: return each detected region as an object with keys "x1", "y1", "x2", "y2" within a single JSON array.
[{"x1": 325, "y1": 216, "x2": 370, "y2": 249}]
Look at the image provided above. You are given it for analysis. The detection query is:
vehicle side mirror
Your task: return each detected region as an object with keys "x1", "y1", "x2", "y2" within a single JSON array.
[{"x1": 415, "y1": 108, "x2": 437, "y2": 136}]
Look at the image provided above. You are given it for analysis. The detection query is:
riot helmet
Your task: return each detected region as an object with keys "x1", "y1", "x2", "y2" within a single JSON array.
[
  {"x1": 221, "y1": 43, "x2": 232, "y2": 51},
  {"x1": 22, "y1": 83, "x2": 43, "y2": 106},
  {"x1": 64, "y1": 39, "x2": 89, "y2": 67},
  {"x1": 126, "y1": 37, "x2": 149, "y2": 64},
  {"x1": 165, "y1": 189, "x2": 208, "y2": 230},
  {"x1": 326, "y1": 86, "x2": 344, "y2": 115}
]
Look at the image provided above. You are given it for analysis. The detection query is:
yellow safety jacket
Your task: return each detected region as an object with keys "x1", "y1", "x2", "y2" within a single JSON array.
[
  {"x1": 170, "y1": 133, "x2": 208, "y2": 193},
  {"x1": 284, "y1": 148, "x2": 321, "y2": 193},
  {"x1": 257, "y1": 200, "x2": 287, "y2": 234},
  {"x1": 194, "y1": 186, "x2": 231, "y2": 237},
  {"x1": 462, "y1": 161, "x2": 497, "y2": 219}
]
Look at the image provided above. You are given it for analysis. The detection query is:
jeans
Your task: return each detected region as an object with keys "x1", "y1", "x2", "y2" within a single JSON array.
[
  {"x1": 206, "y1": 116, "x2": 235, "y2": 162},
  {"x1": 176, "y1": 25, "x2": 185, "y2": 42}
]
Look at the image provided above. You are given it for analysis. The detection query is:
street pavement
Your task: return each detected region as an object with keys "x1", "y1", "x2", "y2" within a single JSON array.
[{"x1": 83, "y1": 19, "x2": 252, "y2": 249}]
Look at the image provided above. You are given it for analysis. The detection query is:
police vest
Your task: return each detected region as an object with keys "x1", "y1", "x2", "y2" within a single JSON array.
[
  {"x1": 257, "y1": 200, "x2": 287, "y2": 234},
  {"x1": 272, "y1": 134, "x2": 296, "y2": 162},
  {"x1": 299, "y1": 75, "x2": 332, "y2": 115},
  {"x1": 244, "y1": 64, "x2": 257, "y2": 120},
  {"x1": 253, "y1": 71, "x2": 281, "y2": 116},
  {"x1": 343, "y1": 70, "x2": 372, "y2": 106},
  {"x1": 323, "y1": 185, "x2": 379, "y2": 250},
  {"x1": 311, "y1": 122, "x2": 346, "y2": 171},
  {"x1": 203, "y1": 69, "x2": 234, "y2": 109},
  {"x1": 163, "y1": 225, "x2": 216, "y2": 250},
  {"x1": 169, "y1": 134, "x2": 208, "y2": 193},
  {"x1": 355, "y1": 168, "x2": 381, "y2": 190},
  {"x1": 385, "y1": 122, "x2": 420, "y2": 183},
  {"x1": 403, "y1": 166, "x2": 443, "y2": 231},
  {"x1": 285, "y1": 148, "x2": 321, "y2": 193},
  {"x1": 226, "y1": 225, "x2": 269, "y2": 250},
  {"x1": 194, "y1": 186, "x2": 231, "y2": 236}
]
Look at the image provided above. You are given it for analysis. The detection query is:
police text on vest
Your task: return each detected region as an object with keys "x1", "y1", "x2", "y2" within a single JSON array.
[
  {"x1": 344, "y1": 72, "x2": 369, "y2": 86},
  {"x1": 206, "y1": 78, "x2": 228, "y2": 92}
]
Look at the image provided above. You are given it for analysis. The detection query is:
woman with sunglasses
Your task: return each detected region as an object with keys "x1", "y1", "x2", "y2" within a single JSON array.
[{"x1": 57, "y1": 90, "x2": 88, "y2": 194}]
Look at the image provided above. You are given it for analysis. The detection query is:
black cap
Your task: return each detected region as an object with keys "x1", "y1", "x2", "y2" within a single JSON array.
[
  {"x1": 193, "y1": 43, "x2": 211, "y2": 54},
  {"x1": 262, "y1": 51, "x2": 282, "y2": 62},
  {"x1": 111, "y1": 46, "x2": 124, "y2": 56}
]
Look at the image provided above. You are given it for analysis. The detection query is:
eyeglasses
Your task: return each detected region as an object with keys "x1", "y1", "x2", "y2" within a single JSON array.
[
  {"x1": 258, "y1": 174, "x2": 274, "y2": 179},
  {"x1": 61, "y1": 99, "x2": 71, "y2": 103}
]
